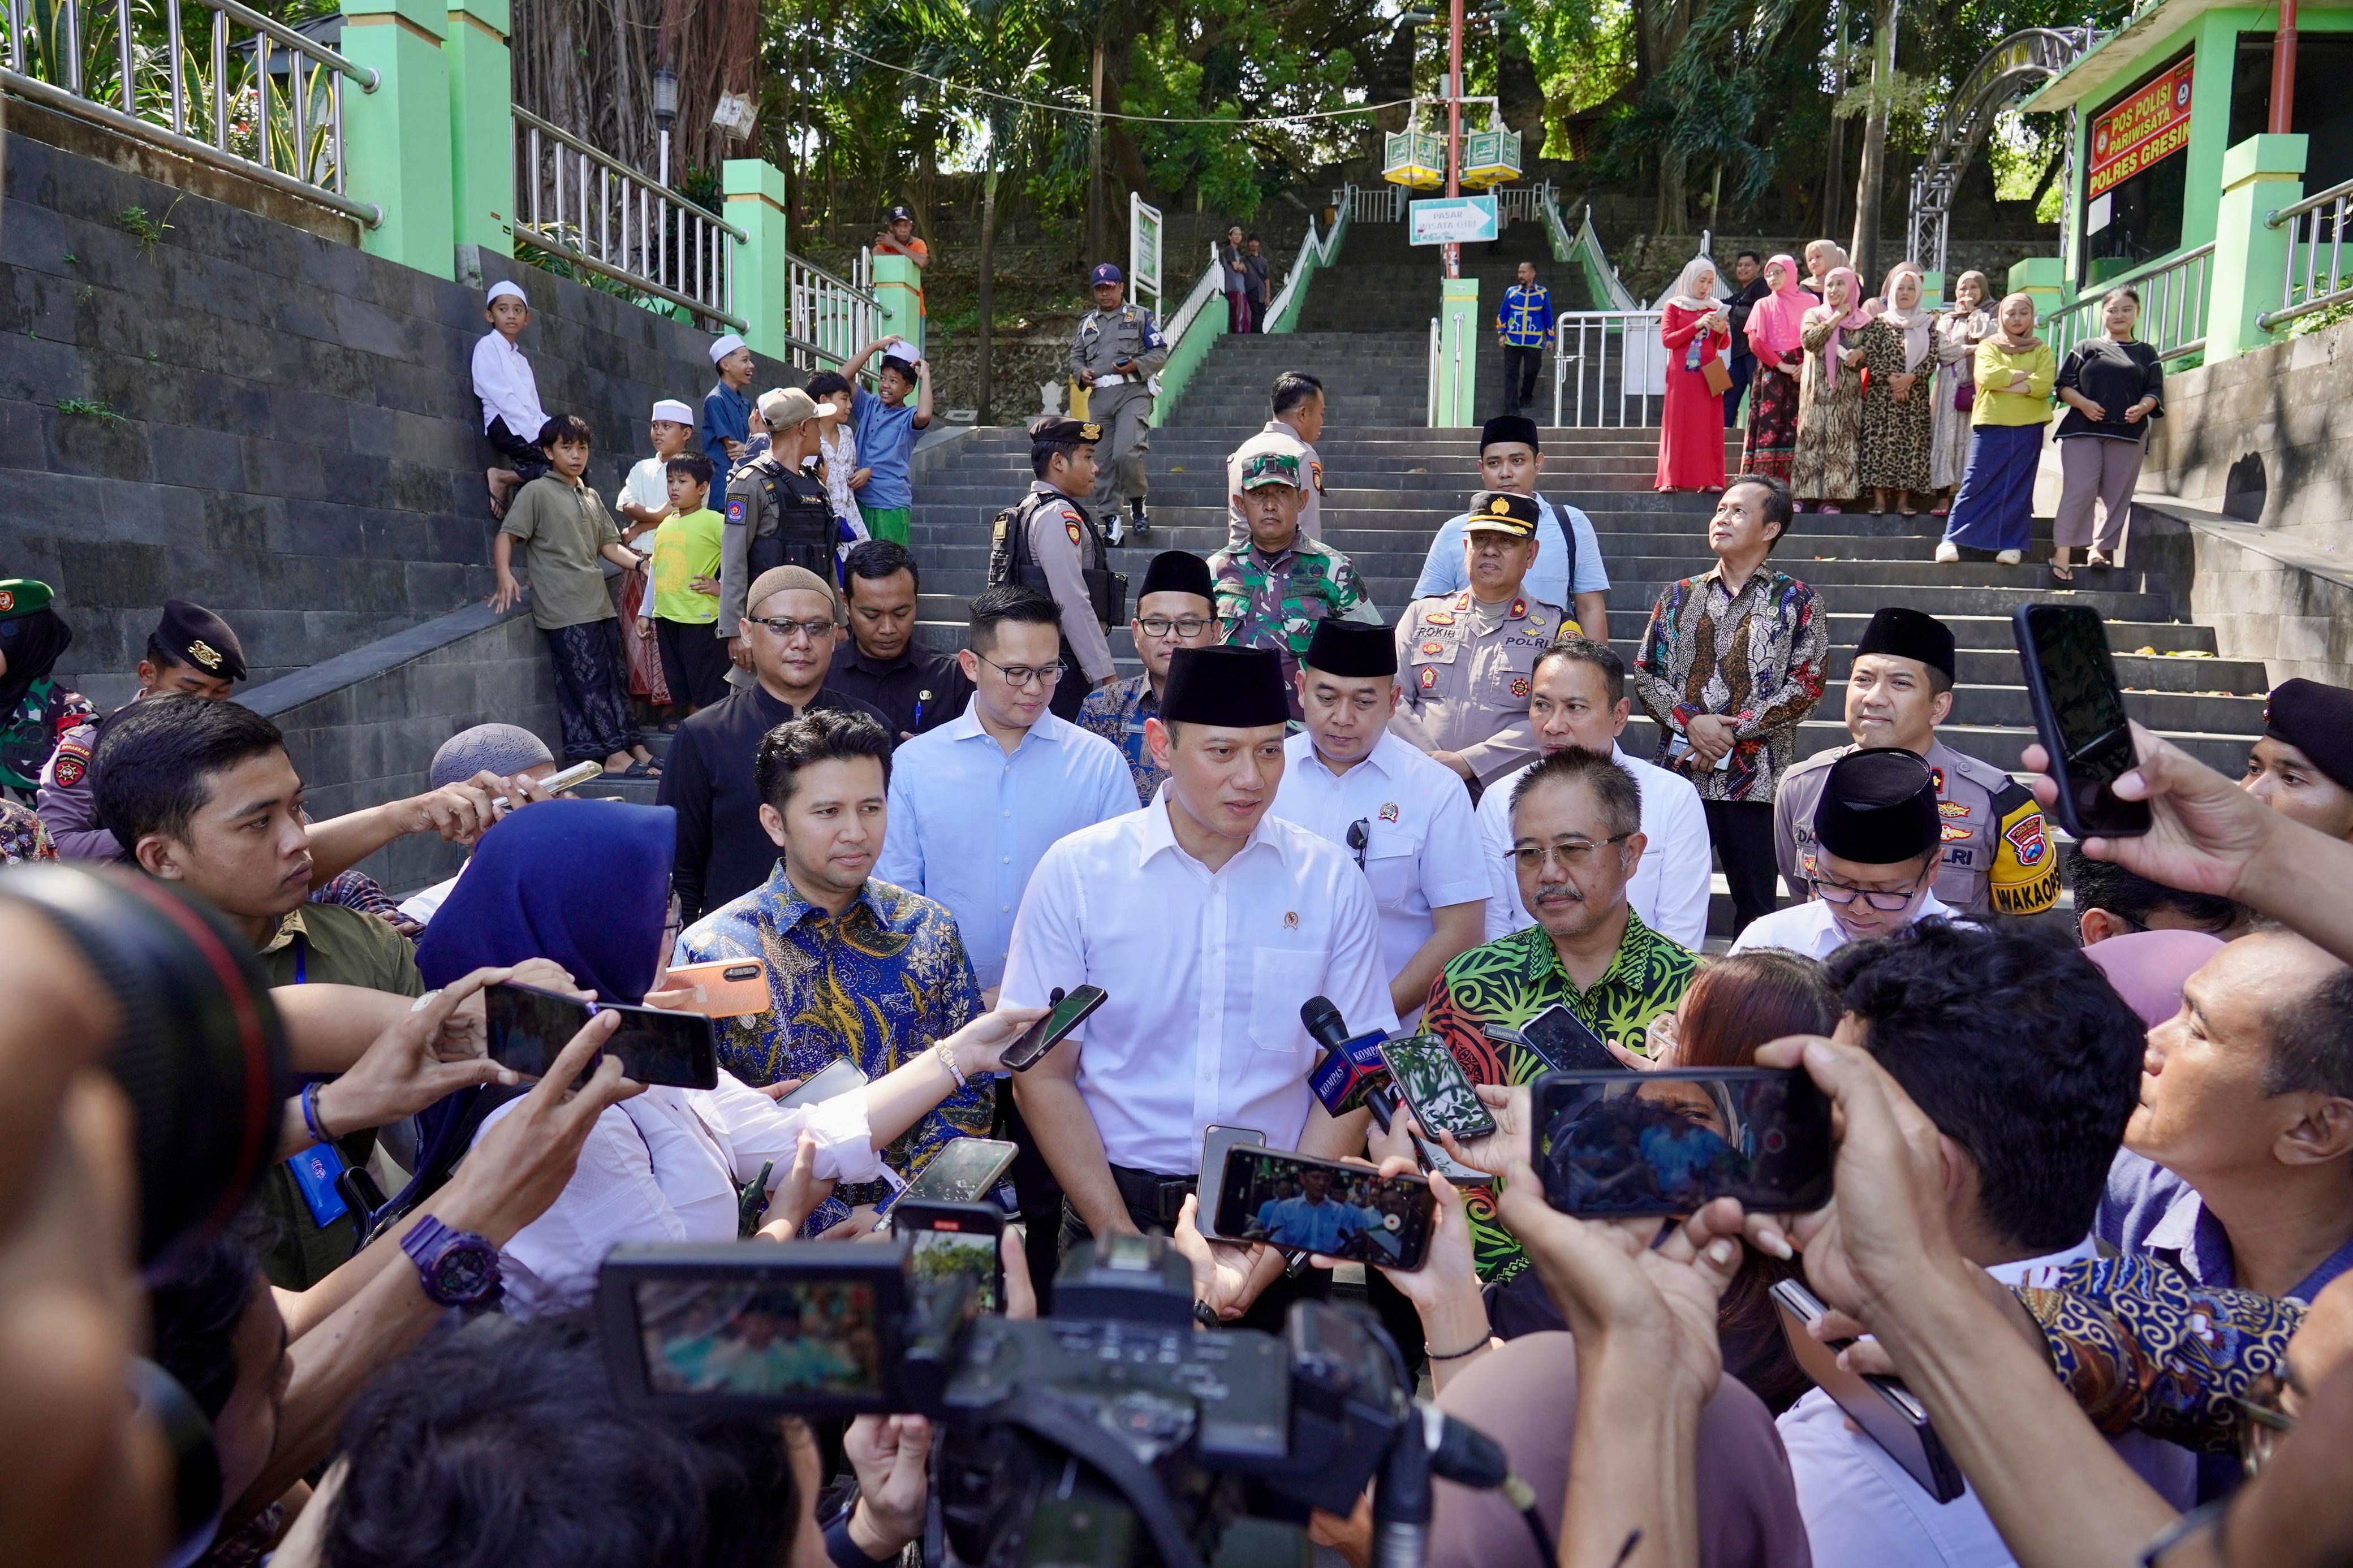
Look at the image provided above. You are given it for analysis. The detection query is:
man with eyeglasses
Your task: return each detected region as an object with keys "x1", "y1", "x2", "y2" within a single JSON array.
[
  {"x1": 1419, "y1": 746, "x2": 1697, "y2": 1296},
  {"x1": 1731, "y1": 747, "x2": 1963, "y2": 958},
  {"x1": 1271, "y1": 621, "x2": 1486, "y2": 1027},
  {"x1": 661, "y1": 565, "x2": 889, "y2": 922},
  {"x1": 1080, "y1": 550, "x2": 1221, "y2": 805}
]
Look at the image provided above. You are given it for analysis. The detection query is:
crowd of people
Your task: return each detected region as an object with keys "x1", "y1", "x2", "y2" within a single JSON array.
[{"x1": 3, "y1": 236, "x2": 2351, "y2": 1568}]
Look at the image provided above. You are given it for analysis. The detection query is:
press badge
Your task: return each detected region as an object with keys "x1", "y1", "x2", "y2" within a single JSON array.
[{"x1": 287, "y1": 1143, "x2": 350, "y2": 1227}]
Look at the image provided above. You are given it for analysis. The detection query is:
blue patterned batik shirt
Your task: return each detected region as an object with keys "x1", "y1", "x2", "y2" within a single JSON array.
[
  {"x1": 1077, "y1": 672, "x2": 1167, "y2": 806},
  {"x1": 674, "y1": 863, "x2": 987, "y2": 1230}
]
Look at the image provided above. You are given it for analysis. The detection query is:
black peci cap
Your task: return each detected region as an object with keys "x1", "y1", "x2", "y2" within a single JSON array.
[
  {"x1": 1480, "y1": 414, "x2": 1541, "y2": 454},
  {"x1": 1813, "y1": 747, "x2": 1940, "y2": 865},
  {"x1": 2265, "y1": 679, "x2": 2353, "y2": 792},
  {"x1": 1139, "y1": 550, "x2": 1213, "y2": 603},
  {"x1": 153, "y1": 599, "x2": 246, "y2": 682},
  {"x1": 1303, "y1": 621, "x2": 1397, "y2": 679},
  {"x1": 1160, "y1": 646, "x2": 1290, "y2": 729},
  {"x1": 1855, "y1": 606, "x2": 1956, "y2": 682}
]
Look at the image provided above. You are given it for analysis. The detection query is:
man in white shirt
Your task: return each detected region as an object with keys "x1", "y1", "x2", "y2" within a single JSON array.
[
  {"x1": 1732, "y1": 748, "x2": 1962, "y2": 960},
  {"x1": 1479, "y1": 640, "x2": 1712, "y2": 949},
  {"x1": 471, "y1": 279, "x2": 548, "y2": 519},
  {"x1": 1003, "y1": 645, "x2": 1394, "y2": 1327},
  {"x1": 1224, "y1": 372, "x2": 1326, "y2": 550},
  {"x1": 1778, "y1": 921, "x2": 2193, "y2": 1567},
  {"x1": 1272, "y1": 620, "x2": 1485, "y2": 1027}
]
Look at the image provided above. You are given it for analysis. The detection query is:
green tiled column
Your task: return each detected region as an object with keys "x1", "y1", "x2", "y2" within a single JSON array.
[
  {"x1": 871, "y1": 253, "x2": 924, "y2": 356},
  {"x1": 340, "y1": 0, "x2": 454, "y2": 278},
  {"x1": 2208, "y1": 134, "x2": 2307, "y2": 362},
  {"x1": 1437, "y1": 276, "x2": 1481, "y2": 428},
  {"x1": 445, "y1": 0, "x2": 514, "y2": 257},
  {"x1": 723, "y1": 159, "x2": 788, "y2": 357}
]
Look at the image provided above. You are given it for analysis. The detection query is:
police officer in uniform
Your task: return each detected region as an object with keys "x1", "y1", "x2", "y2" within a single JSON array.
[
  {"x1": 1070, "y1": 263, "x2": 1169, "y2": 544},
  {"x1": 1772, "y1": 606, "x2": 2058, "y2": 918},
  {"x1": 988, "y1": 416, "x2": 1125, "y2": 722},
  {"x1": 1389, "y1": 492, "x2": 1570, "y2": 791},
  {"x1": 719, "y1": 387, "x2": 839, "y2": 684},
  {"x1": 39, "y1": 599, "x2": 247, "y2": 861}
]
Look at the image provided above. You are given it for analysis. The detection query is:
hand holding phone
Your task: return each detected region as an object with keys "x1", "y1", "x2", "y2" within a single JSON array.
[
  {"x1": 999, "y1": 986, "x2": 1107, "y2": 1072},
  {"x1": 485, "y1": 982, "x2": 719, "y2": 1090},
  {"x1": 1772, "y1": 1277, "x2": 1965, "y2": 1501},
  {"x1": 1533, "y1": 1069, "x2": 1833, "y2": 1217},
  {"x1": 1213, "y1": 1146, "x2": 1436, "y2": 1270},
  {"x1": 2012, "y1": 603, "x2": 2150, "y2": 839}
]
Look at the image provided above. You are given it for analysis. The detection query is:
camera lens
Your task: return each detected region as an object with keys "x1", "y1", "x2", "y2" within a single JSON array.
[{"x1": 0, "y1": 865, "x2": 290, "y2": 1264}]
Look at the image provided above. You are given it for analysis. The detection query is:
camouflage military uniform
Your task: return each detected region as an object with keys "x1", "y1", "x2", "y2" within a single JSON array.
[
  {"x1": 1206, "y1": 538, "x2": 1374, "y2": 719},
  {"x1": 1773, "y1": 738, "x2": 2058, "y2": 917}
]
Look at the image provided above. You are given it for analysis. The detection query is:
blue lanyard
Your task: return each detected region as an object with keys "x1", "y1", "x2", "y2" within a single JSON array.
[{"x1": 291, "y1": 931, "x2": 308, "y2": 985}]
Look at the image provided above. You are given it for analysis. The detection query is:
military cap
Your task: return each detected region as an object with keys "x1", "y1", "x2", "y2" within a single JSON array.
[
  {"x1": 1139, "y1": 550, "x2": 1214, "y2": 603},
  {"x1": 1304, "y1": 621, "x2": 1397, "y2": 680},
  {"x1": 1480, "y1": 414, "x2": 1541, "y2": 454},
  {"x1": 0, "y1": 579, "x2": 54, "y2": 620},
  {"x1": 1089, "y1": 262, "x2": 1124, "y2": 286},
  {"x1": 1462, "y1": 490, "x2": 1540, "y2": 538},
  {"x1": 1029, "y1": 416, "x2": 1102, "y2": 446},
  {"x1": 153, "y1": 600, "x2": 246, "y2": 682},
  {"x1": 759, "y1": 387, "x2": 835, "y2": 426},
  {"x1": 1161, "y1": 646, "x2": 1288, "y2": 729},
  {"x1": 1855, "y1": 607, "x2": 1956, "y2": 682},
  {"x1": 1238, "y1": 449, "x2": 1303, "y2": 491},
  {"x1": 2265, "y1": 679, "x2": 2353, "y2": 792},
  {"x1": 1813, "y1": 747, "x2": 1939, "y2": 865}
]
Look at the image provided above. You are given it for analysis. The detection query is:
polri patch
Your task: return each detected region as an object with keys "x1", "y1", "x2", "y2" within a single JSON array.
[
  {"x1": 1380, "y1": 802, "x2": 1399, "y2": 822},
  {"x1": 1941, "y1": 822, "x2": 1971, "y2": 843},
  {"x1": 1425, "y1": 612, "x2": 1455, "y2": 627},
  {"x1": 1420, "y1": 667, "x2": 1438, "y2": 689},
  {"x1": 1420, "y1": 641, "x2": 1445, "y2": 656},
  {"x1": 1938, "y1": 800, "x2": 1971, "y2": 818},
  {"x1": 50, "y1": 741, "x2": 88, "y2": 788},
  {"x1": 1066, "y1": 519, "x2": 1084, "y2": 545},
  {"x1": 726, "y1": 496, "x2": 747, "y2": 523},
  {"x1": 1510, "y1": 676, "x2": 1531, "y2": 698},
  {"x1": 2004, "y1": 814, "x2": 2049, "y2": 866}
]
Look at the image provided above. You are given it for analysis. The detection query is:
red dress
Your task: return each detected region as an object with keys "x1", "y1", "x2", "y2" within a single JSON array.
[{"x1": 1656, "y1": 304, "x2": 1730, "y2": 490}]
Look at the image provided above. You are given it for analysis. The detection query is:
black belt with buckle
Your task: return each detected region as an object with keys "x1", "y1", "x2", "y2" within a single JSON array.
[{"x1": 1109, "y1": 1164, "x2": 1196, "y2": 1228}]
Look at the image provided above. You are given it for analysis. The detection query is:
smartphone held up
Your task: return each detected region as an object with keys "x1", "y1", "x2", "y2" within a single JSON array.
[
  {"x1": 1212, "y1": 1145, "x2": 1436, "y2": 1270},
  {"x1": 2012, "y1": 603, "x2": 2151, "y2": 840},
  {"x1": 1533, "y1": 1068, "x2": 1834, "y2": 1217},
  {"x1": 484, "y1": 981, "x2": 719, "y2": 1090}
]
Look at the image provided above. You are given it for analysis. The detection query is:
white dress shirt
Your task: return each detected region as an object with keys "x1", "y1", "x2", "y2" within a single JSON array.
[
  {"x1": 1412, "y1": 494, "x2": 1611, "y2": 612},
  {"x1": 482, "y1": 1072, "x2": 878, "y2": 1319},
  {"x1": 1478, "y1": 745, "x2": 1713, "y2": 950},
  {"x1": 874, "y1": 706, "x2": 1136, "y2": 990},
  {"x1": 1272, "y1": 730, "x2": 1487, "y2": 1014},
  {"x1": 999, "y1": 795, "x2": 1399, "y2": 1173},
  {"x1": 1729, "y1": 888, "x2": 1967, "y2": 959},
  {"x1": 1779, "y1": 1237, "x2": 2198, "y2": 1568},
  {"x1": 471, "y1": 329, "x2": 546, "y2": 437}
]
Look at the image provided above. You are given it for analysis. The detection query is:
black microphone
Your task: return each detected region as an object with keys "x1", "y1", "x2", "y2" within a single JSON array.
[{"x1": 1300, "y1": 994, "x2": 1351, "y2": 1055}]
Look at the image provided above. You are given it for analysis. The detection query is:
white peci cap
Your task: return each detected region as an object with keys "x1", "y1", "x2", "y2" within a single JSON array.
[
  {"x1": 651, "y1": 399, "x2": 695, "y2": 425},
  {"x1": 708, "y1": 332, "x2": 748, "y2": 364},
  {"x1": 485, "y1": 280, "x2": 528, "y2": 305}
]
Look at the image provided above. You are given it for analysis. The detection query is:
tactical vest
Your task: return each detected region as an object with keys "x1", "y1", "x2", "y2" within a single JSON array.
[
  {"x1": 744, "y1": 460, "x2": 837, "y2": 578},
  {"x1": 988, "y1": 488, "x2": 1127, "y2": 629}
]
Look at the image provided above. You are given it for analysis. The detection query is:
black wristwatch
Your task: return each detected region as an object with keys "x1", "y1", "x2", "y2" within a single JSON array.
[{"x1": 401, "y1": 1215, "x2": 504, "y2": 1307}]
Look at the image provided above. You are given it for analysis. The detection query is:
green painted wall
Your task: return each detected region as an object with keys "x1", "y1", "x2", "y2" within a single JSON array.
[
  {"x1": 445, "y1": 0, "x2": 514, "y2": 257},
  {"x1": 340, "y1": 0, "x2": 455, "y2": 278}
]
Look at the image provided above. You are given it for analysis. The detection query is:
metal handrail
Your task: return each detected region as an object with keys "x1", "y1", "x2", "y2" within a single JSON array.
[
  {"x1": 513, "y1": 106, "x2": 742, "y2": 238},
  {"x1": 3, "y1": 0, "x2": 380, "y2": 224},
  {"x1": 1552, "y1": 310, "x2": 1667, "y2": 427},
  {"x1": 1160, "y1": 239, "x2": 1226, "y2": 352},
  {"x1": 2259, "y1": 175, "x2": 2353, "y2": 331},
  {"x1": 1568, "y1": 203, "x2": 1640, "y2": 310},
  {"x1": 1427, "y1": 316, "x2": 1441, "y2": 426},
  {"x1": 2046, "y1": 242, "x2": 2213, "y2": 362},
  {"x1": 1264, "y1": 192, "x2": 1349, "y2": 332}
]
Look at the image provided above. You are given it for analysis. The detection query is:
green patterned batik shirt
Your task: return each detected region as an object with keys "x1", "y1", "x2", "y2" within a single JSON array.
[
  {"x1": 1208, "y1": 537, "x2": 1370, "y2": 718},
  {"x1": 1419, "y1": 912, "x2": 1698, "y2": 1286}
]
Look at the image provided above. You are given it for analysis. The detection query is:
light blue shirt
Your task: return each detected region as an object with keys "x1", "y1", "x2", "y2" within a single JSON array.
[
  {"x1": 851, "y1": 390, "x2": 919, "y2": 509},
  {"x1": 874, "y1": 701, "x2": 1137, "y2": 989},
  {"x1": 1254, "y1": 1194, "x2": 1382, "y2": 1254},
  {"x1": 1413, "y1": 493, "x2": 1610, "y2": 612}
]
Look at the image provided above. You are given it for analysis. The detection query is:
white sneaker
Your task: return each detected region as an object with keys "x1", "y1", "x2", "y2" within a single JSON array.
[
  {"x1": 1995, "y1": 548, "x2": 2023, "y2": 565},
  {"x1": 1933, "y1": 541, "x2": 1959, "y2": 564}
]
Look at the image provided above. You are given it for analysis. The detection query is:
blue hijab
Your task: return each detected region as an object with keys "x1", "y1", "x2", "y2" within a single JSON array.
[{"x1": 417, "y1": 797, "x2": 674, "y2": 1004}]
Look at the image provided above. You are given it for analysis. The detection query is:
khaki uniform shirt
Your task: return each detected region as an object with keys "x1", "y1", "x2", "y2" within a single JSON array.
[
  {"x1": 1020, "y1": 482, "x2": 1119, "y2": 682},
  {"x1": 717, "y1": 452, "x2": 833, "y2": 630},
  {"x1": 1388, "y1": 590, "x2": 1571, "y2": 787},
  {"x1": 1772, "y1": 737, "x2": 2060, "y2": 917},
  {"x1": 500, "y1": 475, "x2": 620, "y2": 631},
  {"x1": 1068, "y1": 303, "x2": 1170, "y2": 383}
]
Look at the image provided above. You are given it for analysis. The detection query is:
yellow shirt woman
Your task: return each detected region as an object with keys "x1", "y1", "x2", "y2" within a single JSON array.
[{"x1": 1970, "y1": 339, "x2": 2054, "y2": 427}]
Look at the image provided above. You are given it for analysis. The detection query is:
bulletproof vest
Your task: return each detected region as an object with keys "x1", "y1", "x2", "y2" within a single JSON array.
[
  {"x1": 988, "y1": 487, "x2": 1126, "y2": 629},
  {"x1": 745, "y1": 460, "x2": 836, "y2": 578}
]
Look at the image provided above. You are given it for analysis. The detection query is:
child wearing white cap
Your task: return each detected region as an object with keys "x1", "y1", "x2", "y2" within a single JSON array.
[
  {"x1": 700, "y1": 332, "x2": 756, "y2": 473},
  {"x1": 617, "y1": 399, "x2": 700, "y2": 540},
  {"x1": 473, "y1": 279, "x2": 548, "y2": 519}
]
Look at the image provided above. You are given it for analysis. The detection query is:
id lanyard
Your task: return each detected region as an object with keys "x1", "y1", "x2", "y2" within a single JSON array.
[{"x1": 283, "y1": 932, "x2": 352, "y2": 1226}]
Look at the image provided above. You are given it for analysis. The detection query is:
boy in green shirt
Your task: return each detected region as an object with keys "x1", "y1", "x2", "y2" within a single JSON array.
[{"x1": 639, "y1": 451, "x2": 731, "y2": 710}]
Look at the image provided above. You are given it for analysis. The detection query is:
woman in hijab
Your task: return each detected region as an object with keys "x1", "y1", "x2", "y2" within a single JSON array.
[
  {"x1": 1739, "y1": 256, "x2": 1808, "y2": 485},
  {"x1": 0, "y1": 580, "x2": 93, "y2": 799},
  {"x1": 2052, "y1": 286, "x2": 2164, "y2": 581},
  {"x1": 1938, "y1": 291, "x2": 2054, "y2": 566},
  {"x1": 1857, "y1": 264, "x2": 1937, "y2": 515},
  {"x1": 1792, "y1": 265, "x2": 1869, "y2": 512},
  {"x1": 417, "y1": 796, "x2": 1042, "y2": 1318},
  {"x1": 1929, "y1": 270, "x2": 1992, "y2": 516},
  {"x1": 1656, "y1": 256, "x2": 1732, "y2": 492},
  {"x1": 1798, "y1": 237, "x2": 1846, "y2": 299}
]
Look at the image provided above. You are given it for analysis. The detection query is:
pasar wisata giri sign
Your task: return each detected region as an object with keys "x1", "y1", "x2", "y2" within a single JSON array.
[{"x1": 2088, "y1": 58, "x2": 2195, "y2": 200}]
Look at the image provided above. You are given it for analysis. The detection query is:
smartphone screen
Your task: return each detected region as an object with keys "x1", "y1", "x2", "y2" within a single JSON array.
[
  {"x1": 629, "y1": 1273, "x2": 886, "y2": 1399},
  {"x1": 1213, "y1": 1147, "x2": 1435, "y2": 1270},
  {"x1": 485, "y1": 982, "x2": 718, "y2": 1089},
  {"x1": 774, "y1": 1057, "x2": 868, "y2": 1110},
  {"x1": 1520, "y1": 1004, "x2": 1626, "y2": 1074},
  {"x1": 1001, "y1": 985, "x2": 1108, "y2": 1072},
  {"x1": 901, "y1": 1138, "x2": 1018, "y2": 1205},
  {"x1": 1533, "y1": 1069, "x2": 1833, "y2": 1216},
  {"x1": 1381, "y1": 1035, "x2": 1497, "y2": 1141},
  {"x1": 2014, "y1": 604, "x2": 2151, "y2": 838},
  {"x1": 1771, "y1": 1279, "x2": 1964, "y2": 1501},
  {"x1": 894, "y1": 1203, "x2": 1007, "y2": 1314},
  {"x1": 1197, "y1": 1125, "x2": 1267, "y2": 1242}
]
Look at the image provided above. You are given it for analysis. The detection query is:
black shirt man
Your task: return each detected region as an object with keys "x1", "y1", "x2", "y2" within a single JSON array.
[{"x1": 825, "y1": 540, "x2": 973, "y2": 742}]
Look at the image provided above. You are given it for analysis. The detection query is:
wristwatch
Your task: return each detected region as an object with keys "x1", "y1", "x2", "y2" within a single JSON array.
[{"x1": 400, "y1": 1215, "x2": 505, "y2": 1308}]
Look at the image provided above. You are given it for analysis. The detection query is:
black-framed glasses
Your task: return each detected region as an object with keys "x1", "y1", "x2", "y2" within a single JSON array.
[
  {"x1": 1505, "y1": 834, "x2": 1632, "y2": 874},
  {"x1": 1136, "y1": 615, "x2": 1213, "y2": 638},
  {"x1": 748, "y1": 615, "x2": 838, "y2": 642},
  {"x1": 1809, "y1": 871, "x2": 1929, "y2": 912},
  {"x1": 974, "y1": 651, "x2": 1063, "y2": 689},
  {"x1": 1346, "y1": 818, "x2": 1370, "y2": 871}
]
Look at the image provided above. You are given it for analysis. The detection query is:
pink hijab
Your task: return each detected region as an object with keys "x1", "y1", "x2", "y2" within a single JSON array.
[
  {"x1": 1815, "y1": 266, "x2": 1869, "y2": 385},
  {"x1": 2082, "y1": 930, "x2": 2226, "y2": 1029},
  {"x1": 1746, "y1": 254, "x2": 1808, "y2": 362}
]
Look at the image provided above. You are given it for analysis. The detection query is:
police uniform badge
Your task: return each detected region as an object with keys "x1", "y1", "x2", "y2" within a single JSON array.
[
  {"x1": 2003, "y1": 813, "x2": 2049, "y2": 866},
  {"x1": 1380, "y1": 803, "x2": 1399, "y2": 823},
  {"x1": 1938, "y1": 800, "x2": 1971, "y2": 818},
  {"x1": 188, "y1": 639, "x2": 223, "y2": 673},
  {"x1": 1507, "y1": 598, "x2": 1528, "y2": 620},
  {"x1": 1309, "y1": 460, "x2": 1325, "y2": 494},
  {"x1": 1425, "y1": 611, "x2": 1454, "y2": 627},
  {"x1": 1283, "y1": 912, "x2": 1299, "y2": 929},
  {"x1": 1066, "y1": 519, "x2": 1085, "y2": 545},
  {"x1": 1419, "y1": 641, "x2": 1445, "y2": 656},
  {"x1": 50, "y1": 738, "x2": 89, "y2": 789},
  {"x1": 1420, "y1": 668, "x2": 1438, "y2": 689},
  {"x1": 1941, "y1": 822, "x2": 1970, "y2": 843},
  {"x1": 1510, "y1": 676, "x2": 1531, "y2": 699},
  {"x1": 1080, "y1": 423, "x2": 1103, "y2": 442},
  {"x1": 0, "y1": 588, "x2": 13, "y2": 613},
  {"x1": 726, "y1": 496, "x2": 748, "y2": 524}
]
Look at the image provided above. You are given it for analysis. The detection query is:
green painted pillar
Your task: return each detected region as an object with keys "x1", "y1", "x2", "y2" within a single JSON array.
[
  {"x1": 2208, "y1": 134, "x2": 2307, "y2": 363},
  {"x1": 723, "y1": 159, "x2": 789, "y2": 360},
  {"x1": 1920, "y1": 269, "x2": 1946, "y2": 305},
  {"x1": 339, "y1": 0, "x2": 454, "y2": 278},
  {"x1": 871, "y1": 253, "x2": 924, "y2": 357},
  {"x1": 2009, "y1": 256, "x2": 2067, "y2": 322},
  {"x1": 1437, "y1": 276, "x2": 1481, "y2": 427},
  {"x1": 445, "y1": 0, "x2": 513, "y2": 257}
]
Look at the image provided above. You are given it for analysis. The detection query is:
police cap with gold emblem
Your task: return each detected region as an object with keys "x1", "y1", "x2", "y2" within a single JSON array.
[
  {"x1": 1028, "y1": 415, "x2": 1102, "y2": 447},
  {"x1": 1814, "y1": 747, "x2": 1939, "y2": 865},
  {"x1": 1462, "y1": 490, "x2": 1540, "y2": 539},
  {"x1": 152, "y1": 599, "x2": 246, "y2": 683}
]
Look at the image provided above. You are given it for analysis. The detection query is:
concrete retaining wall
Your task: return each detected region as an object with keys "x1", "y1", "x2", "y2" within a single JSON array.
[{"x1": 2141, "y1": 318, "x2": 2353, "y2": 548}]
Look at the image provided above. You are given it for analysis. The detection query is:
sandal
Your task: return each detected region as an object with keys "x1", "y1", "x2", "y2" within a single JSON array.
[
  {"x1": 2084, "y1": 551, "x2": 2113, "y2": 569},
  {"x1": 2050, "y1": 563, "x2": 2075, "y2": 583},
  {"x1": 623, "y1": 758, "x2": 662, "y2": 779},
  {"x1": 1930, "y1": 505, "x2": 1950, "y2": 518}
]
